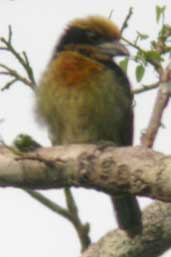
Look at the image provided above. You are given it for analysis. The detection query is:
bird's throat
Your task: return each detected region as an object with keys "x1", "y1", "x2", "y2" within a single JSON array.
[{"x1": 50, "y1": 51, "x2": 104, "y2": 88}]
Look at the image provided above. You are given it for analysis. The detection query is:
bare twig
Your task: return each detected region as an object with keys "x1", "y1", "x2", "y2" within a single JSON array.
[
  {"x1": 0, "y1": 64, "x2": 33, "y2": 89},
  {"x1": 64, "y1": 188, "x2": 91, "y2": 251},
  {"x1": 1, "y1": 78, "x2": 17, "y2": 90},
  {"x1": 22, "y1": 51, "x2": 36, "y2": 86},
  {"x1": 108, "y1": 10, "x2": 114, "y2": 20},
  {"x1": 64, "y1": 188, "x2": 78, "y2": 216},
  {"x1": 26, "y1": 188, "x2": 91, "y2": 252},
  {"x1": 24, "y1": 189, "x2": 91, "y2": 252},
  {"x1": 133, "y1": 82, "x2": 159, "y2": 94},
  {"x1": 25, "y1": 188, "x2": 91, "y2": 251},
  {"x1": 24, "y1": 166, "x2": 91, "y2": 251},
  {"x1": 122, "y1": 36, "x2": 143, "y2": 52},
  {"x1": 0, "y1": 25, "x2": 36, "y2": 89},
  {"x1": 121, "y1": 7, "x2": 133, "y2": 34},
  {"x1": 8, "y1": 25, "x2": 12, "y2": 44},
  {"x1": 141, "y1": 63, "x2": 171, "y2": 147},
  {"x1": 25, "y1": 189, "x2": 72, "y2": 220}
]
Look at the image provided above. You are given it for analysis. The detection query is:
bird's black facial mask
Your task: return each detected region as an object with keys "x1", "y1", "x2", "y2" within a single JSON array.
[{"x1": 55, "y1": 27, "x2": 112, "y2": 53}]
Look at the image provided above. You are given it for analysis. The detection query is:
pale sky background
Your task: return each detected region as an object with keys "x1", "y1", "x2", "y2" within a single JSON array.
[{"x1": 0, "y1": 0, "x2": 171, "y2": 257}]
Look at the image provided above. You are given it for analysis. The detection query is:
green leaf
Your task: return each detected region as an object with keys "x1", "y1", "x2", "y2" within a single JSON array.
[
  {"x1": 135, "y1": 50, "x2": 146, "y2": 65},
  {"x1": 136, "y1": 65, "x2": 145, "y2": 82},
  {"x1": 119, "y1": 58, "x2": 129, "y2": 72},
  {"x1": 156, "y1": 5, "x2": 166, "y2": 23},
  {"x1": 137, "y1": 32, "x2": 149, "y2": 40},
  {"x1": 13, "y1": 134, "x2": 41, "y2": 152},
  {"x1": 145, "y1": 50, "x2": 163, "y2": 62}
]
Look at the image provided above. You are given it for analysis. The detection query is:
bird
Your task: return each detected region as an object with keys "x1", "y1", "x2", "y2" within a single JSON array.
[{"x1": 36, "y1": 15, "x2": 142, "y2": 237}]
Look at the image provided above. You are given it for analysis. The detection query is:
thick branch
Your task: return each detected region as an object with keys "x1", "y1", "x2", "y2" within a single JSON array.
[
  {"x1": 1, "y1": 145, "x2": 171, "y2": 202},
  {"x1": 82, "y1": 201, "x2": 171, "y2": 257}
]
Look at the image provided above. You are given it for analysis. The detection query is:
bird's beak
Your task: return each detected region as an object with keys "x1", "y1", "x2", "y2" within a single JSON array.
[{"x1": 97, "y1": 41, "x2": 129, "y2": 57}]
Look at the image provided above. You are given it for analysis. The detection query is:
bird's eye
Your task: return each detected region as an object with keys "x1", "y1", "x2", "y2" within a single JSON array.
[{"x1": 86, "y1": 31, "x2": 98, "y2": 40}]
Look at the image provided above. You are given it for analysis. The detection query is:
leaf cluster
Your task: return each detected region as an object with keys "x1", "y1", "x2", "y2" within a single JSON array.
[{"x1": 120, "y1": 5, "x2": 171, "y2": 87}]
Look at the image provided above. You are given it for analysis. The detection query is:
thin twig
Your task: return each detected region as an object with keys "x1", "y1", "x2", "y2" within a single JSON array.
[
  {"x1": 0, "y1": 64, "x2": 33, "y2": 89},
  {"x1": 133, "y1": 82, "x2": 159, "y2": 94},
  {"x1": 0, "y1": 26, "x2": 36, "y2": 89},
  {"x1": 25, "y1": 189, "x2": 73, "y2": 220},
  {"x1": 122, "y1": 36, "x2": 143, "y2": 52},
  {"x1": 64, "y1": 188, "x2": 78, "y2": 216},
  {"x1": 108, "y1": 10, "x2": 114, "y2": 20},
  {"x1": 121, "y1": 7, "x2": 133, "y2": 34},
  {"x1": 8, "y1": 25, "x2": 12, "y2": 44},
  {"x1": 64, "y1": 188, "x2": 91, "y2": 251},
  {"x1": 25, "y1": 188, "x2": 91, "y2": 251},
  {"x1": 22, "y1": 51, "x2": 36, "y2": 86},
  {"x1": 1, "y1": 78, "x2": 18, "y2": 91}
]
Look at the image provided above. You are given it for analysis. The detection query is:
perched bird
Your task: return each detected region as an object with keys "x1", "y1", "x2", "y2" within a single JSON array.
[{"x1": 36, "y1": 16, "x2": 142, "y2": 236}]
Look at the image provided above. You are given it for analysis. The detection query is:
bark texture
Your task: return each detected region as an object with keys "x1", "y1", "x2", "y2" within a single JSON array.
[
  {"x1": 0, "y1": 145, "x2": 171, "y2": 202},
  {"x1": 82, "y1": 201, "x2": 171, "y2": 257},
  {"x1": 1, "y1": 145, "x2": 171, "y2": 256}
]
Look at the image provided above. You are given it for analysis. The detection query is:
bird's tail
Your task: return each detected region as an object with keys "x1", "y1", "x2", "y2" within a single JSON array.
[{"x1": 111, "y1": 194, "x2": 142, "y2": 237}]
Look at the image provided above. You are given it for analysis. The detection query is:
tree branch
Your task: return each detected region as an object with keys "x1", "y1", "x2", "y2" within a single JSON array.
[
  {"x1": 141, "y1": 85, "x2": 170, "y2": 147},
  {"x1": 25, "y1": 189, "x2": 91, "y2": 251},
  {"x1": 133, "y1": 82, "x2": 159, "y2": 94},
  {"x1": 1, "y1": 145, "x2": 171, "y2": 202},
  {"x1": 82, "y1": 201, "x2": 171, "y2": 257},
  {"x1": 0, "y1": 25, "x2": 36, "y2": 89},
  {"x1": 25, "y1": 189, "x2": 72, "y2": 220},
  {"x1": 141, "y1": 61, "x2": 171, "y2": 147},
  {"x1": 0, "y1": 64, "x2": 33, "y2": 89},
  {"x1": 121, "y1": 7, "x2": 133, "y2": 34},
  {"x1": 64, "y1": 188, "x2": 91, "y2": 251}
]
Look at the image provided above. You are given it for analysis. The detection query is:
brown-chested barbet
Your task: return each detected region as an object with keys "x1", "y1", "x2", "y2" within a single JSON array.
[{"x1": 36, "y1": 16, "x2": 142, "y2": 236}]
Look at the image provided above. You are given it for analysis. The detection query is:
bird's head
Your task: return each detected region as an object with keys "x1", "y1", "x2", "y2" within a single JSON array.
[{"x1": 53, "y1": 16, "x2": 129, "y2": 62}]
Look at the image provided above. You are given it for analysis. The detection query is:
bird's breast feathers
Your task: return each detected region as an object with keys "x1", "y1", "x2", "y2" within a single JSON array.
[
  {"x1": 48, "y1": 51, "x2": 104, "y2": 88},
  {"x1": 37, "y1": 49, "x2": 132, "y2": 144}
]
